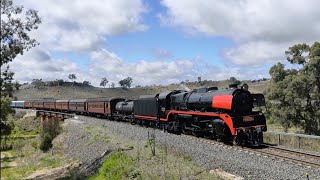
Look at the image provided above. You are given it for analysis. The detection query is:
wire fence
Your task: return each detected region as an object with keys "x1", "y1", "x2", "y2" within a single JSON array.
[{"x1": 264, "y1": 131, "x2": 320, "y2": 152}]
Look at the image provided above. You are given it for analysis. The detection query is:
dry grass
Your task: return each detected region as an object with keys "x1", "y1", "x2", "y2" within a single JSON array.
[
  {"x1": 263, "y1": 132, "x2": 320, "y2": 152},
  {"x1": 87, "y1": 129, "x2": 222, "y2": 180},
  {"x1": 0, "y1": 140, "x2": 71, "y2": 180}
]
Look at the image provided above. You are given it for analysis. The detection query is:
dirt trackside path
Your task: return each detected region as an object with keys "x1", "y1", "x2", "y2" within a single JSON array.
[{"x1": 24, "y1": 163, "x2": 79, "y2": 180}]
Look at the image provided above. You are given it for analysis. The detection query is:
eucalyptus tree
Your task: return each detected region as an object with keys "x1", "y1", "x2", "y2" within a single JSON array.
[{"x1": 267, "y1": 42, "x2": 320, "y2": 135}]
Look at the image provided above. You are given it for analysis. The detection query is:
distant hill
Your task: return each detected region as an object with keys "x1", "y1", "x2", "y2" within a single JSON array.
[{"x1": 13, "y1": 80, "x2": 269, "y2": 100}]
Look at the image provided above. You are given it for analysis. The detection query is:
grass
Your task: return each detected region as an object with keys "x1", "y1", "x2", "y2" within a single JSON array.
[
  {"x1": 1, "y1": 150, "x2": 70, "y2": 180},
  {"x1": 265, "y1": 117, "x2": 320, "y2": 152},
  {"x1": 1, "y1": 149, "x2": 35, "y2": 180},
  {"x1": 1, "y1": 164, "x2": 38, "y2": 180},
  {"x1": 88, "y1": 133, "x2": 221, "y2": 180},
  {"x1": 12, "y1": 116, "x2": 41, "y2": 135},
  {"x1": 85, "y1": 125, "x2": 110, "y2": 144},
  {"x1": 88, "y1": 151, "x2": 134, "y2": 180},
  {"x1": 263, "y1": 132, "x2": 320, "y2": 152},
  {"x1": 137, "y1": 147, "x2": 217, "y2": 180},
  {"x1": 266, "y1": 121, "x2": 304, "y2": 133},
  {"x1": 39, "y1": 155, "x2": 64, "y2": 168},
  {"x1": 0, "y1": 115, "x2": 40, "y2": 151},
  {"x1": 84, "y1": 125, "x2": 94, "y2": 132},
  {"x1": 300, "y1": 137, "x2": 320, "y2": 152},
  {"x1": 0, "y1": 114, "x2": 72, "y2": 180}
]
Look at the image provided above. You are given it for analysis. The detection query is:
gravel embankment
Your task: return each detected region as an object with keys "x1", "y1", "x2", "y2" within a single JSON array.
[
  {"x1": 64, "y1": 115, "x2": 320, "y2": 180},
  {"x1": 62, "y1": 118, "x2": 111, "y2": 176}
]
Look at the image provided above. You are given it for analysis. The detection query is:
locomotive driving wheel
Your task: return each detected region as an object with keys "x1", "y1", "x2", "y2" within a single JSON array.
[
  {"x1": 233, "y1": 130, "x2": 244, "y2": 146},
  {"x1": 233, "y1": 136, "x2": 243, "y2": 146},
  {"x1": 181, "y1": 122, "x2": 191, "y2": 135},
  {"x1": 192, "y1": 128, "x2": 203, "y2": 137}
]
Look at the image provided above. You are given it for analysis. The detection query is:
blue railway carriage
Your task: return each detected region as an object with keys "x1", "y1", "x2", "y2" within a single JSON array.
[{"x1": 10, "y1": 101, "x2": 25, "y2": 108}]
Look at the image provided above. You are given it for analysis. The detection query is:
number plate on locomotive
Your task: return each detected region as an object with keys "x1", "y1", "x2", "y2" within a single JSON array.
[{"x1": 243, "y1": 116, "x2": 254, "y2": 122}]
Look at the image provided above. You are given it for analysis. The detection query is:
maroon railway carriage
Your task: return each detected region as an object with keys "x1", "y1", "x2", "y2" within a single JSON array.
[
  {"x1": 25, "y1": 100, "x2": 35, "y2": 109},
  {"x1": 69, "y1": 99, "x2": 87, "y2": 113},
  {"x1": 86, "y1": 97, "x2": 124, "y2": 118},
  {"x1": 43, "y1": 99, "x2": 56, "y2": 110},
  {"x1": 56, "y1": 100, "x2": 69, "y2": 111},
  {"x1": 33, "y1": 100, "x2": 45, "y2": 109}
]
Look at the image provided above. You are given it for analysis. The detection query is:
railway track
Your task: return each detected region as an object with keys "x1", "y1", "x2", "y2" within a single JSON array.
[
  {"x1": 182, "y1": 134, "x2": 320, "y2": 169},
  {"x1": 27, "y1": 109, "x2": 320, "y2": 169},
  {"x1": 257, "y1": 145, "x2": 320, "y2": 168}
]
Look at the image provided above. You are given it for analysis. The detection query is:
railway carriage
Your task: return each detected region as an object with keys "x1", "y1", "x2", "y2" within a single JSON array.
[
  {"x1": 43, "y1": 99, "x2": 56, "y2": 110},
  {"x1": 69, "y1": 99, "x2": 87, "y2": 113},
  {"x1": 86, "y1": 97, "x2": 125, "y2": 118},
  {"x1": 25, "y1": 100, "x2": 34, "y2": 109},
  {"x1": 10, "y1": 101, "x2": 25, "y2": 108},
  {"x1": 33, "y1": 100, "x2": 45, "y2": 109},
  {"x1": 56, "y1": 100, "x2": 69, "y2": 111}
]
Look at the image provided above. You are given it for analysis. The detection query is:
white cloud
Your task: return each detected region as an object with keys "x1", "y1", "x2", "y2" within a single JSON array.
[
  {"x1": 87, "y1": 49, "x2": 271, "y2": 87},
  {"x1": 88, "y1": 49, "x2": 194, "y2": 86},
  {"x1": 12, "y1": 0, "x2": 302, "y2": 86},
  {"x1": 9, "y1": 47, "x2": 84, "y2": 83},
  {"x1": 160, "y1": 0, "x2": 320, "y2": 65},
  {"x1": 10, "y1": 47, "x2": 196, "y2": 86},
  {"x1": 223, "y1": 41, "x2": 288, "y2": 65},
  {"x1": 10, "y1": 47, "x2": 270, "y2": 87},
  {"x1": 19, "y1": 0, "x2": 147, "y2": 51}
]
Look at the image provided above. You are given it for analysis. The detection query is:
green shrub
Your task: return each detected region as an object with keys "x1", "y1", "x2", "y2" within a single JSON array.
[
  {"x1": 267, "y1": 117, "x2": 274, "y2": 124},
  {"x1": 31, "y1": 140, "x2": 38, "y2": 149},
  {"x1": 89, "y1": 151, "x2": 134, "y2": 180},
  {"x1": 40, "y1": 133, "x2": 52, "y2": 152}
]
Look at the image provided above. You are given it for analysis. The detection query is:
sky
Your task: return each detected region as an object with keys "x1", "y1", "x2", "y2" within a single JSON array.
[{"x1": 9, "y1": 0, "x2": 320, "y2": 87}]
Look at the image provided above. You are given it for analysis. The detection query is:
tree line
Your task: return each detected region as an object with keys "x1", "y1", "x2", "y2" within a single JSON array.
[{"x1": 29, "y1": 75, "x2": 133, "y2": 89}]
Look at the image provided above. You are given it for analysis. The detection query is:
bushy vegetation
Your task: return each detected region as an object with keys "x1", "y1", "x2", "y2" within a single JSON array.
[
  {"x1": 40, "y1": 120, "x2": 61, "y2": 152},
  {"x1": 0, "y1": 97, "x2": 15, "y2": 150},
  {"x1": 119, "y1": 77, "x2": 133, "y2": 88},
  {"x1": 40, "y1": 133, "x2": 53, "y2": 152},
  {"x1": 31, "y1": 78, "x2": 93, "y2": 89},
  {"x1": 266, "y1": 42, "x2": 320, "y2": 135},
  {"x1": 88, "y1": 151, "x2": 134, "y2": 180},
  {"x1": 100, "y1": 77, "x2": 108, "y2": 88}
]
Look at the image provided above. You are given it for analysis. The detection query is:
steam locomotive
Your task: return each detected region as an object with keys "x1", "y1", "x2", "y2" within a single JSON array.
[
  {"x1": 115, "y1": 85, "x2": 267, "y2": 146},
  {"x1": 11, "y1": 85, "x2": 267, "y2": 146}
]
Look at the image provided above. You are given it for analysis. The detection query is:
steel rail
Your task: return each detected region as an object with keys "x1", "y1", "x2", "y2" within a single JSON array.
[{"x1": 181, "y1": 134, "x2": 320, "y2": 169}]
